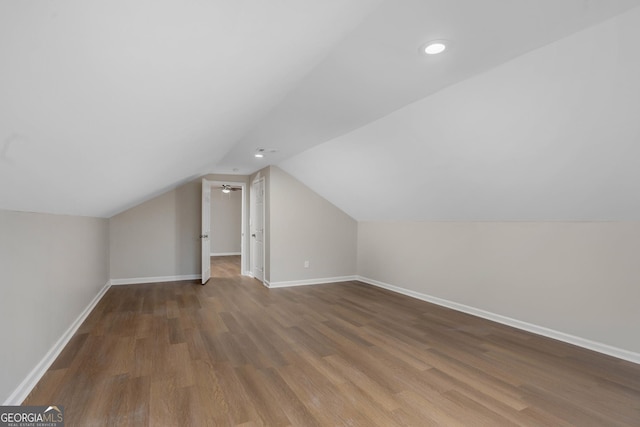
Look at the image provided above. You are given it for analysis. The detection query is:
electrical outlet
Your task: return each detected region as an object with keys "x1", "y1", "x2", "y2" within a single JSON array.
[{"x1": 304, "y1": 260, "x2": 309, "y2": 268}]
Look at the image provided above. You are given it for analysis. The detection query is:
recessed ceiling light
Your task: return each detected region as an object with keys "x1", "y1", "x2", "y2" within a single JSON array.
[{"x1": 423, "y1": 41, "x2": 447, "y2": 55}]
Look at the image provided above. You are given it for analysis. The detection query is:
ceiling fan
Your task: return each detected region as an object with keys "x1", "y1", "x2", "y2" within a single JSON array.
[{"x1": 219, "y1": 185, "x2": 241, "y2": 194}]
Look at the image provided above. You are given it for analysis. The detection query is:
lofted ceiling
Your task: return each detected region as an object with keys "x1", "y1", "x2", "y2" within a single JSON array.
[
  {"x1": 0, "y1": 0, "x2": 381, "y2": 216},
  {"x1": 280, "y1": 4, "x2": 640, "y2": 221},
  {"x1": 1, "y1": 0, "x2": 639, "y2": 218}
]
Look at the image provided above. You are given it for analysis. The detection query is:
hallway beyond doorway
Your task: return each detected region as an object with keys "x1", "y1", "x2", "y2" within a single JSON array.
[{"x1": 211, "y1": 255, "x2": 240, "y2": 278}]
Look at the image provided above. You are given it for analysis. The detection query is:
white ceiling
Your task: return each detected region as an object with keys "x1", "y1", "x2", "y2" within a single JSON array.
[
  {"x1": 0, "y1": 0, "x2": 380, "y2": 216},
  {"x1": 280, "y1": 4, "x2": 640, "y2": 221},
  {"x1": 218, "y1": 0, "x2": 640, "y2": 174},
  {"x1": 1, "y1": 0, "x2": 639, "y2": 218}
]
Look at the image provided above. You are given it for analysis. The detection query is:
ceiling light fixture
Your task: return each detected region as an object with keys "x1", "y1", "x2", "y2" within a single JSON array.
[
  {"x1": 423, "y1": 41, "x2": 447, "y2": 55},
  {"x1": 221, "y1": 185, "x2": 231, "y2": 194},
  {"x1": 255, "y1": 148, "x2": 265, "y2": 158}
]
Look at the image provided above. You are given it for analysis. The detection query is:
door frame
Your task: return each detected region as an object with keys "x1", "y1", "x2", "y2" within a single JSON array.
[
  {"x1": 250, "y1": 176, "x2": 266, "y2": 283},
  {"x1": 204, "y1": 180, "x2": 249, "y2": 277},
  {"x1": 201, "y1": 178, "x2": 212, "y2": 285}
]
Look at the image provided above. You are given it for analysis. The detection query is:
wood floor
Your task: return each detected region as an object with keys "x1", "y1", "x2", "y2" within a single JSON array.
[{"x1": 25, "y1": 256, "x2": 640, "y2": 426}]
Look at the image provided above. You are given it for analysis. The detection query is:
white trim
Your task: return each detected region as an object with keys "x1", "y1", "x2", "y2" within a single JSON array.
[
  {"x1": 210, "y1": 252, "x2": 241, "y2": 256},
  {"x1": 266, "y1": 275, "x2": 357, "y2": 289},
  {"x1": 202, "y1": 178, "x2": 213, "y2": 285},
  {"x1": 250, "y1": 176, "x2": 266, "y2": 282},
  {"x1": 3, "y1": 281, "x2": 111, "y2": 405},
  {"x1": 356, "y1": 276, "x2": 640, "y2": 365},
  {"x1": 110, "y1": 274, "x2": 201, "y2": 285}
]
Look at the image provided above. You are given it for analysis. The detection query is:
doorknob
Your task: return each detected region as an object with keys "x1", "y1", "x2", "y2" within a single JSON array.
[{"x1": 251, "y1": 234, "x2": 256, "y2": 237}]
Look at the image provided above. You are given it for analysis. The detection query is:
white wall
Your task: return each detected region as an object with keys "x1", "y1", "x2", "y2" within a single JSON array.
[
  {"x1": 357, "y1": 221, "x2": 640, "y2": 355},
  {"x1": 109, "y1": 180, "x2": 200, "y2": 280},
  {"x1": 268, "y1": 166, "x2": 357, "y2": 284},
  {"x1": 277, "y1": 6, "x2": 640, "y2": 361},
  {"x1": 0, "y1": 210, "x2": 109, "y2": 403},
  {"x1": 210, "y1": 188, "x2": 242, "y2": 255},
  {"x1": 109, "y1": 174, "x2": 249, "y2": 281}
]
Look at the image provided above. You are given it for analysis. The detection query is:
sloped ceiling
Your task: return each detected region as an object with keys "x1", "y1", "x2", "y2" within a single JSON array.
[
  {"x1": 0, "y1": 0, "x2": 381, "y2": 216},
  {"x1": 1, "y1": 0, "x2": 639, "y2": 218},
  {"x1": 280, "y1": 4, "x2": 640, "y2": 221}
]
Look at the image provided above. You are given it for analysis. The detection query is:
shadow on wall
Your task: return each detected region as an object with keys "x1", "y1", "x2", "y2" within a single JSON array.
[{"x1": 174, "y1": 180, "x2": 201, "y2": 276}]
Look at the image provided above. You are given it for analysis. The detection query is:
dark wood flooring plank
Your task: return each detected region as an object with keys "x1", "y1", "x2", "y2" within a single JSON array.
[{"x1": 22, "y1": 255, "x2": 640, "y2": 426}]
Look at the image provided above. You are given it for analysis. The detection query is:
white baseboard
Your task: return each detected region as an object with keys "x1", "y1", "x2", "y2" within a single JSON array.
[
  {"x1": 356, "y1": 276, "x2": 640, "y2": 365},
  {"x1": 266, "y1": 275, "x2": 357, "y2": 289},
  {"x1": 3, "y1": 281, "x2": 112, "y2": 405},
  {"x1": 110, "y1": 274, "x2": 201, "y2": 285},
  {"x1": 210, "y1": 252, "x2": 241, "y2": 257}
]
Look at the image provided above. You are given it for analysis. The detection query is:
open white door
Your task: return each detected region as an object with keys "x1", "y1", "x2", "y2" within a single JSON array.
[
  {"x1": 201, "y1": 179, "x2": 212, "y2": 285},
  {"x1": 251, "y1": 178, "x2": 265, "y2": 282}
]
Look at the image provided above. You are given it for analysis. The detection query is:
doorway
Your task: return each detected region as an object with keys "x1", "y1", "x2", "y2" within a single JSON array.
[{"x1": 201, "y1": 179, "x2": 248, "y2": 284}]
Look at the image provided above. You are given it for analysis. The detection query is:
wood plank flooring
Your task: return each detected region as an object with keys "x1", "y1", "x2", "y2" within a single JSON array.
[{"x1": 24, "y1": 256, "x2": 640, "y2": 426}]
